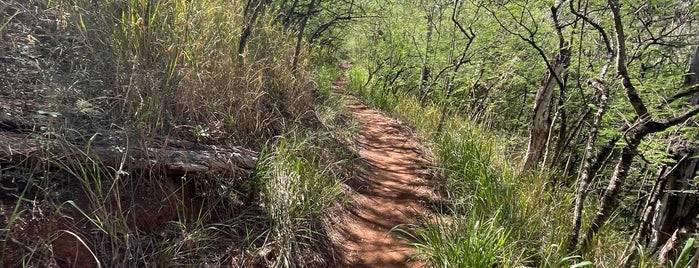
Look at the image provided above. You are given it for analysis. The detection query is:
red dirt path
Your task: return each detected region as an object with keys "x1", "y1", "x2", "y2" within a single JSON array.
[{"x1": 328, "y1": 63, "x2": 433, "y2": 268}]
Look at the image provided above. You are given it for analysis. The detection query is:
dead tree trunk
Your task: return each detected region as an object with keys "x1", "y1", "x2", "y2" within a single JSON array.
[
  {"x1": 521, "y1": 52, "x2": 565, "y2": 172},
  {"x1": 0, "y1": 133, "x2": 259, "y2": 180},
  {"x1": 522, "y1": 26, "x2": 570, "y2": 171},
  {"x1": 521, "y1": 4, "x2": 570, "y2": 172}
]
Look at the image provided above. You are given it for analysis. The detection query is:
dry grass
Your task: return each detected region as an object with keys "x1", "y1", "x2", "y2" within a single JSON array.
[{"x1": 0, "y1": 0, "x2": 349, "y2": 266}]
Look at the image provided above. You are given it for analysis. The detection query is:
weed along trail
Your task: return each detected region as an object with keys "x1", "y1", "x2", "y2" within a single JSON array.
[{"x1": 328, "y1": 63, "x2": 433, "y2": 268}]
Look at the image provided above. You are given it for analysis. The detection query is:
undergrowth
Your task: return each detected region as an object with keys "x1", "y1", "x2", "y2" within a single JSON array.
[
  {"x1": 59, "y1": 0, "x2": 316, "y2": 147},
  {"x1": 1, "y1": 0, "x2": 354, "y2": 266},
  {"x1": 254, "y1": 132, "x2": 347, "y2": 267}
]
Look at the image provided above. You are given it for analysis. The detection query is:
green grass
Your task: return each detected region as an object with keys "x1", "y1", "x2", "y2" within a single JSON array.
[
  {"x1": 397, "y1": 212, "x2": 510, "y2": 268},
  {"x1": 253, "y1": 131, "x2": 348, "y2": 267}
]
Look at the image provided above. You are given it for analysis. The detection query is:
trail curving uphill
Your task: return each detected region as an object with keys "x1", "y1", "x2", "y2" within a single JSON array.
[{"x1": 328, "y1": 63, "x2": 433, "y2": 268}]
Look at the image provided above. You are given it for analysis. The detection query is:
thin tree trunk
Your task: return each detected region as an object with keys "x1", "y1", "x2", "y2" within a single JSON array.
[
  {"x1": 578, "y1": 122, "x2": 647, "y2": 250},
  {"x1": 293, "y1": 0, "x2": 319, "y2": 72},
  {"x1": 437, "y1": 0, "x2": 475, "y2": 133},
  {"x1": 420, "y1": 4, "x2": 436, "y2": 98},
  {"x1": 568, "y1": 78, "x2": 609, "y2": 251},
  {"x1": 282, "y1": 0, "x2": 300, "y2": 28},
  {"x1": 238, "y1": 0, "x2": 269, "y2": 64}
]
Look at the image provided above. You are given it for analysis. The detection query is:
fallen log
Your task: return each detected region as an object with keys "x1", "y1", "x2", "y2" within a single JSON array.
[{"x1": 0, "y1": 132, "x2": 259, "y2": 180}]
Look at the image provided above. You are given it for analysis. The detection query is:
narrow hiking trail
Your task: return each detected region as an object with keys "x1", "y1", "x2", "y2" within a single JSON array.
[{"x1": 328, "y1": 63, "x2": 434, "y2": 268}]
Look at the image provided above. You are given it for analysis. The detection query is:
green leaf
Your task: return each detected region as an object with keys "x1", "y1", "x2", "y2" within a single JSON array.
[{"x1": 673, "y1": 237, "x2": 696, "y2": 268}]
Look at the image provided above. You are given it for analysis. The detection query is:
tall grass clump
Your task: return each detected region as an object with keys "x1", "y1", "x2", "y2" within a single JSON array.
[
  {"x1": 409, "y1": 111, "x2": 581, "y2": 266},
  {"x1": 254, "y1": 133, "x2": 346, "y2": 267},
  {"x1": 398, "y1": 121, "x2": 516, "y2": 267},
  {"x1": 62, "y1": 0, "x2": 316, "y2": 147},
  {"x1": 433, "y1": 122, "x2": 510, "y2": 216},
  {"x1": 398, "y1": 110, "x2": 583, "y2": 267},
  {"x1": 398, "y1": 213, "x2": 509, "y2": 268}
]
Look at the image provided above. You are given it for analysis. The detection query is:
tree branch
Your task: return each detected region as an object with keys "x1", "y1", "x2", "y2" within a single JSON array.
[
  {"x1": 660, "y1": 105, "x2": 699, "y2": 129},
  {"x1": 608, "y1": 0, "x2": 649, "y2": 116}
]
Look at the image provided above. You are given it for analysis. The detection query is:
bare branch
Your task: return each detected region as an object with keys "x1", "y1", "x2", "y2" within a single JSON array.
[
  {"x1": 608, "y1": 0, "x2": 649, "y2": 116},
  {"x1": 660, "y1": 105, "x2": 699, "y2": 129},
  {"x1": 569, "y1": 0, "x2": 612, "y2": 54}
]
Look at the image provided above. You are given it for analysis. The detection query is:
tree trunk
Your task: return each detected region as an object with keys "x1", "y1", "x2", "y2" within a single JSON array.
[
  {"x1": 293, "y1": 0, "x2": 320, "y2": 72},
  {"x1": 238, "y1": 0, "x2": 269, "y2": 65},
  {"x1": 646, "y1": 45, "x2": 699, "y2": 264},
  {"x1": 419, "y1": 4, "x2": 436, "y2": 98},
  {"x1": 282, "y1": 0, "x2": 300, "y2": 28},
  {"x1": 522, "y1": 50, "x2": 569, "y2": 172},
  {"x1": 568, "y1": 78, "x2": 609, "y2": 251},
  {"x1": 521, "y1": 4, "x2": 570, "y2": 172},
  {"x1": 578, "y1": 123, "x2": 646, "y2": 250},
  {"x1": 0, "y1": 132, "x2": 259, "y2": 180}
]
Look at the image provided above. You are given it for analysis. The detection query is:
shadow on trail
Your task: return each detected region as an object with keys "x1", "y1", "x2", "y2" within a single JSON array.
[{"x1": 328, "y1": 87, "x2": 435, "y2": 268}]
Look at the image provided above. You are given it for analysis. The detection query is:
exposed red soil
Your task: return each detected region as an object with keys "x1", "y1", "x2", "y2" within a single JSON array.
[
  {"x1": 0, "y1": 175, "x2": 203, "y2": 267},
  {"x1": 328, "y1": 63, "x2": 433, "y2": 268}
]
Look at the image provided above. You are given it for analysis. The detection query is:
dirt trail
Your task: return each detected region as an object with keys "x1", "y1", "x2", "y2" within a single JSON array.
[{"x1": 329, "y1": 63, "x2": 433, "y2": 268}]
